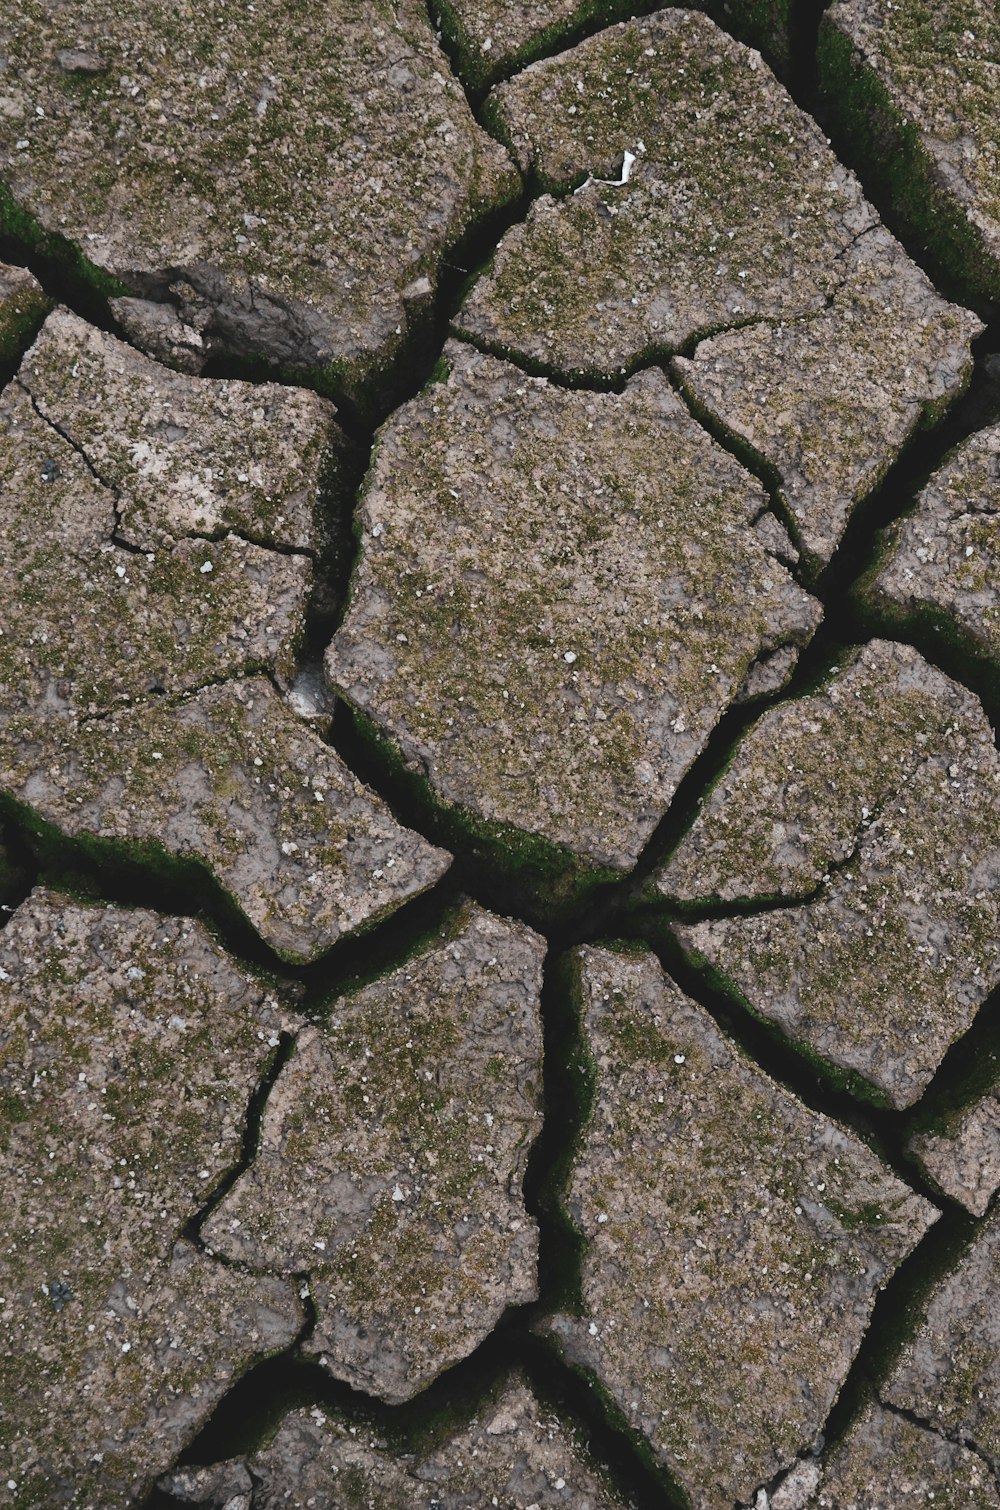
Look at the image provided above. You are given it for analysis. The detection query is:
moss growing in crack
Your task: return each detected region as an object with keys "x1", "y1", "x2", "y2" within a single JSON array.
[
  {"x1": 0, "y1": 179, "x2": 126, "y2": 304},
  {"x1": 337, "y1": 701, "x2": 620, "y2": 925},
  {"x1": 816, "y1": 16, "x2": 999, "y2": 308},
  {"x1": 677, "y1": 939, "x2": 896, "y2": 1110}
]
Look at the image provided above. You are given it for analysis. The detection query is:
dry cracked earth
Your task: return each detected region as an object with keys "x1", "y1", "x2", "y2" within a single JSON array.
[{"x1": 1, "y1": 0, "x2": 1000, "y2": 1506}]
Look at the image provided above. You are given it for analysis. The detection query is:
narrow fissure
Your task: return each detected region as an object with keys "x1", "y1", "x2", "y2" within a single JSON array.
[
  {"x1": 818, "y1": 1207, "x2": 981, "y2": 1458},
  {"x1": 184, "y1": 1032, "x2": 299, "y2": 1250}
]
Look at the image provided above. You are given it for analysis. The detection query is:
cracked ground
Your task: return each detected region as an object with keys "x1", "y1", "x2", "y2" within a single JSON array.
[{"x1": 1, "y1": 0, "x2": 1000, "y2": 1505}]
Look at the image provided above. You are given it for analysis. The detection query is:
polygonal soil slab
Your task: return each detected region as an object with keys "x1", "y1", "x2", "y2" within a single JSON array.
[
  {"x1": 862, "y1": 421, "x2": 1000, "y2": 676},
  {"x1": 667, "y1": 640, "x2": 1000, "y2": 1108},
  {"x1": 1, "y1": 311, "x2": 447, "y2": 959},
  {"x1": 202, "y1": 903, "x2": 544, "y2": 1402},
  {"x1": 547, "y1": 945, "x2": 935, "y2": 1509},
  {"x1": 455, "y1": 8, "x2": 980, "y2": 565},
  {"x1": 673, "y1": 226, "x2": 981, "y2": 568},
  {"x1": 2, "y1": 677, "x2": 449, "y2": 963},
  {"x1": 0, "y1": 0, "x2": 517, "y2": 400},
  {"x1": 161, "y1": 1376, "x2": 626, "y2": 1507},
  {"x1": 880, "y1": 1208, "x2": 1000, "y2": 1465},
  {"x1": 3, "y1": 309, "x2": 324, "y2": 725},
  {"x1": 325, "y1": 341, "x2": 819, "y2": 893},
  {"x1": 802, "y1": 1403, "x2": 999, "y2": 1508},
  {"x1": 0, "y1": 891, "x2": 303, "y2": 1508},
  {"x1": 0, "y1": 259, "x2": 49, "y2": 367},
  {"x1": 818, "y1": 0, "x2": 1000, "y2": 303}
]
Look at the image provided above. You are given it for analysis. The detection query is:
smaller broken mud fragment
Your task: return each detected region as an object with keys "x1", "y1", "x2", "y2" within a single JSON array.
[
  {"x1": 1, "y1": 312, "x2": 323, "y2": 728},
  {"x1": 661, "y1": 639, "x2": 984, "y2": 904},
  {"x1": 804, "y1": 1402, "x2": 999, "y2": 1507},
  {"x1": 863, "y1": 421, "x2": 1000, "y2": 678},
  {"x1": 674, "y1": 227, "x2": 981, "y2": 568},
  {"x1": 669, "y1": 641, "x2": 1000, "y2": 1108},
  {"x1": 459, "y1": 10, "x2": 871, "y2": 377},
  {"x1": 161, "y1": 1375, "x2": 626, "y2": 1507},
  {"x1": 203, "y1": 903, "x2": 544, "y2": 1403},
  {"x1": 818, "y1": 0, "x2": 1000, "y2": 304},
  {"x1": 0, "y1": 260, "x2": 50, "y2": 369},
  {"x1": 0, "y1": 892, "x2": 302, "y2": 1508},
  {"x1": 547, "y1": 945, "x2": 936, "y2": 1509},
  {"x1": 326, "y1": 341, "x2": 818, "y2": 890},
  {"x1": 1, "y1": 678, "x2": 450, "y2": 963},
  {"x1": 879, "y1": 1208, "x2": 1000, "y2": 1466},
  {"x1": 910, "y1": 1083, "x2": 1000, "y2": 1217},
  {"x1": 18, "y1": 309, "x2": 338, "y2": 553},
  {"x1": 0, "y1": 0, "x2": 517, "y2": 400}
]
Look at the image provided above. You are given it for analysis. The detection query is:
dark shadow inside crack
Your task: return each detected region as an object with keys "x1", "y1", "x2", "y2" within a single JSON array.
[
  {"x1": 185, "y1": 1032, "x2": 299, "y2": 1253},
  {"x1": 634, "y1": 916, "x2": 949, "y2": 1190},
  {"x1": 431, "y1": 0, "x2": 800, "y2": 109},
  {"x1": 327, "y1": 698, "x2": 626, "y2": 932}
]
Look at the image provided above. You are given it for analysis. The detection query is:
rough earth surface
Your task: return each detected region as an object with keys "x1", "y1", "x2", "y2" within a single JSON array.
[
  {"x1": 202, "y1": 903, "x2": 545, "y2": 1402},
  {"x1": 819, "y1": 0, "x2": 1000, "y2": 303},
  {"x1": 880, "y1": 1208, "x2": 1000, "y2": 1463},
  {"x1": 160, "y1": 1376, "x2": 625, "y2": 1507},
  {"x1": 547, "y1": 944, "x2": 935, "y2": 1508},
  {"x1": 454, "y1": 10, "x2": 980, "y2": 561},
  {"x1": 327, "y1": 340, "x2": 819, "y2": 887},
  {"x1": 0, "y1": 0, "x2": 518, "y2": 399},
  {"x1": 2, "y1": 0, "x2": 1000, "y2": 1505},
  {"x1": 671, "y1": 640, "x2": 1000, "y2": 1108},
  {"x1": 864, "y1": 422, "x2": 1000, "y2": 673},
  {"x1": 0, "y1": 891, "x2": 303, "y2": 1508}
]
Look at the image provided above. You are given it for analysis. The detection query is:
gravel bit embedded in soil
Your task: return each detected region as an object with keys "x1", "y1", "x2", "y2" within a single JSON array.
[
  {"x1": 546, "y1": 944, "x2": 936, "y2": 1509},
  {"x1": 159, "y1": 1375, "x2": 626, "y2": 1508},
  {"x1": 202, "y1": 902, "x2": 544, "y2": 1403},
  {"x1": 670, "y1": 640, "x2": 1000, "y2": 1108},
  {"x1": 0, "y1": 0, "x2": 518, "y2": 399},
  {"x1": 325, "y1": 340, "x2": 819, "y2": 883},
  {"x1": 0, "y1": 890, "x2": 303, "y2": 1508}
]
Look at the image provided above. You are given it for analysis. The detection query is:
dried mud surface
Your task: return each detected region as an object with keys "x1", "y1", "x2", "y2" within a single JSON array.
[{"x1": 1, "y1": 2, "x2": 1000, "y2": 1508}]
